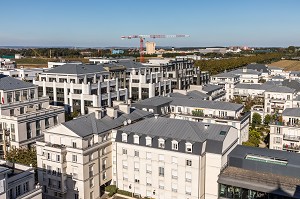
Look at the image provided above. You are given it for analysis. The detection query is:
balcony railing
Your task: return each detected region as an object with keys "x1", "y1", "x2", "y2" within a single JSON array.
[
  {"x1": 283, "y1": 144, "x2": 300, "y2": 151},
  {"x1": 283, "y1": 134, "x2": 300, "y2": 141}
]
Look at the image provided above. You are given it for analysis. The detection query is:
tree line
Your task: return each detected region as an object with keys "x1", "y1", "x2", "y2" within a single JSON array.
[{"x1": 195, "y1": 53, "x2": 283, "y2": 75}]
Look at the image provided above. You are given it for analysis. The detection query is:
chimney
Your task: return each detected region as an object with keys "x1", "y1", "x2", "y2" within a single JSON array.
[
  {"x1": 95, "y1": 110, "x2": 103, "y2": 119},
  {"x1": 242, "y1": 67, "x2": 247, "y2": 72},
  {"x1": 119, "y1": 103, "x2": 130, "y2": 114},
  {"x1": 106, "y1": 107, "x2": 117, "y2": 118},
  {"x1": 154, "y1": 114, "x2": 159, "y2": 119}
]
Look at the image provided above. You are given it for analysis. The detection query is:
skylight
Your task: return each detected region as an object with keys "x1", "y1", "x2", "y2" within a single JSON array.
[{"x1": 245, "y1": 154, "x2": 288, "y2": 166}]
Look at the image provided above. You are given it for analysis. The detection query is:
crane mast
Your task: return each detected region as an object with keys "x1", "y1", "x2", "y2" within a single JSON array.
[{"x1": 121, "y1": 34, "x2": 189, "y2": 62}]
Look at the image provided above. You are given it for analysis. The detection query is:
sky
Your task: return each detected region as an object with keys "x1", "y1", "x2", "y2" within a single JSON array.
[{"x1": 1, "y1": 0, "x2": 300, "y2": 47}]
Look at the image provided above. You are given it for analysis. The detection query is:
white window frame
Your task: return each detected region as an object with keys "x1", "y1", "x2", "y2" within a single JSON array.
[
  {"x1": 146, "y1": 136, "x2": 152, "y2": 146},
  {"x1": 122, "y1": 133, "x2": 127, "y2": 142},
  {"x1": 172, "y1": 140, "x2": 178, "y2": 150},
  {"x1": 158, "y1": 138, "x2": 165, "y2": 148},
  {"x1": 185, "y1": 142, "x2": 192, "y2": 153},
  {"x1": 133, "y1": 135, "x2": 139, "y2": 144}
]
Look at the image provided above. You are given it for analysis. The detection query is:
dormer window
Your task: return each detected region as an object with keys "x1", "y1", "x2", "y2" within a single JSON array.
[
  {"x1": 186, "y1": 142, "x2": 192, "y2": 153},
  {"x1": 122, "y1": 133, "x2": 127, "y2": 142},
  {"x1": 172, "y1": 140, "x2": 178, "y2": 150},
  {"x1": 158, "y1": 138, "x2": 165, "y2": 148},
  {"x1": 133, "y1": 135, "x2": 139, "y2": 144},
  {"x1": 146, "y1": 136, "x2": 152, "y2": 146}
]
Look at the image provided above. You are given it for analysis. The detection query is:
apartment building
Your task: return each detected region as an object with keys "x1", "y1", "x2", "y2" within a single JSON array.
[
  {"x1": 0, "y1": 75, "x2": 65, "y2": 155},
  {"x1": 145, "y1": 58, "x2": 209, "y2": 89},
  {"x1": 112, "y1": 116, "x2": 239, "y2": 199},
  {"x1": 218, "y1": 145, "x2": 300, "y2": 198},
  {"x1": 269, "y1": 108, "x2": 300, "y2": 152},
  {"x1": 36, "y1": 104, "x2": 153, "y2": 199},
  {"x1": 33, "y1": 64, "x2": 128, "y2": 115},
  {"x1": 128, "y1": 68, "x2": 171, "y2": 101},
  {"x1": 233, "y1": 82, "x2": 275, "y2": 101},
  {"x1": 0, "y1": 68, "x2": 45, "y2": 82},
  {"x1": 0, "y1": 160, "x2": 42, "y2": 199},
  {"x1": 264, "y1": 86, "x2": 296, "y2": 114},
  {"x1": 169, "y1": 97, "x2": 249, "y2": 143},
  {"x1": 48, "y1": 61, "x2": 82, "y2": 68},
  {"x1": 211, "y1": 73, "x2": 240, "y2": 101},
  {"x1": 228, "y1": 68, "x2": 262, "y2": 83},
  {"x1": 245, "y1": 63, "x2": 269, "y2": 78},
  {"x1": 201, "y1": 84, "x2": 225, "y2": 101}
]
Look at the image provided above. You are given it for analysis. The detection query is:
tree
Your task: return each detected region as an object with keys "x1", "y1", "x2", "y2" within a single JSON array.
[
  {"x1": 252, "y1": 113, "x2": 262, "y2": 127},
  {"x1": 6, "y1": 147, "x2": 37, "y2": 167},
  {"x1": 243, "y1": 128, "x2": 261, "y2": 147},
  {"x1": 264, "y1": 114, "x2": 272, "y2": 126}
]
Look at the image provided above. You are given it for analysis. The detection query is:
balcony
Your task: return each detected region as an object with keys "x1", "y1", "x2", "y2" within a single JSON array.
[
  {"x1": 271, "y1": 105, "x2": 284, "y2": 110},
  {"x1": 283, "y1": 144, "x2": 300, "y2": 151},
  {"x1": 283, "y1": 134, "x2": 300, "y2": 142},
  {"x1": 270, "y1": 98, "x2": 286, "y2": 103},
  {"x1": 179, "y1": 111, "x2": 250, "y2": 122}
]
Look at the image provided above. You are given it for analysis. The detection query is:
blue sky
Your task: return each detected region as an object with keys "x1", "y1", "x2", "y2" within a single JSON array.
[{"x1": 1, "y1": 0, "x2": 300, "y2": 47}]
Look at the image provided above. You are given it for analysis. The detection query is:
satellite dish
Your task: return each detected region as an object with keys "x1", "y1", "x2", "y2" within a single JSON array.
[{"x1": 127, "y1": 119, "x2": 132, "y2": 124}]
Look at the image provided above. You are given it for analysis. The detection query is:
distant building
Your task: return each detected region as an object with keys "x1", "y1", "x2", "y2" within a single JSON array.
[
  {"x1": 112, "y1": 49, "x2": 125, "y2": 54},
  {"x1": 146, "y1": 42, "x2": 156, "y2": 55},
  {"x1": 47, "y1": 61, "x2": 82, "y2": 68},
  {"x1": 0, "y1": 68, "x2": 45, "y2": 82}
]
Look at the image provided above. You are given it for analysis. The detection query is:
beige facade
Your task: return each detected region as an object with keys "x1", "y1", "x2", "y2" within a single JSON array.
[{"x1": 146, "y1": 42, "x2": 156, "y2": 55}]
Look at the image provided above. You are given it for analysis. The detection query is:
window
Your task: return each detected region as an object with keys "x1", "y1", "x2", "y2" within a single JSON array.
[
  {"x1": 122, "y1": 148, "x2": 127, "y2": 155},
  {"x1": 10, "y1": 109, "x2": 14, "y2": 116},
  {"x1": 26, "y1": 123, "x2": 32, "y2": 139},
  {"x1": 186, "y1": 142, "x2": 192, "y2": 153},
  {"x1": 177, "y1": 107, "x2": 181, "y2": 112},
  {"x1": 146, "y1": 177, "x2": 152, "y2": 186},
  {"x1": 134, "y1": 162, "x2": 139, "y2": 171},
  {"x1": 158, "y1": 138, "x2": 165, "y2": 148},
  {"x1": 122, "y1": 160, "x2": 128, "y2": 169},
  {"x1": 23, "y1": 181, "x2": 29, "y2": 192},
  {"x1": 133, "y1": 135, "x2": 139, "y2": 144},
  {"x1": 36, "y1": 120, "x2": 41, "y2": 136},
  {"x1": 89, "y1": 178, "x2": 94, "y2": 188},
  {"x1": 45, "y1": 118, "x2": 50, "y2": 128},
  {"x1": 53, "y1": 116, "x2": 58, "y2": 125},
  {"x1": 158, "y1": 154, "x2": 164, "y2": 161},
  {"x1": 186, "y1": 172, "x2": 192, "y2": 182},
  {"x1": 103, "y1": 171, "x2": 107, "y2": 180},
  {"x1": 134, "y1": 150, "x2": 139, "y2": 157},
  {"x1": 72, "y1": 141, "x2": 77, "y2": 148},
  {"x1": 134, "y1": 176, "x2": 140, "y2": 184},
  {"x1": 159, "y1": 181, "x2": 164, "y2": 189},
  {"x1": 146, "y1": 152, "x2": 151, "y2": 159},
  {"x1": 90, "y1": 191, "x2": 94, "y2": 199},
  {"x1": 146, "y1": 136, "x2": 152, "y2": 146},
  {"x1": 47, "y1": 153, "x2": 51, "y2": 160},
  {"x1": 20, "y1": 107, "x2": 24, "y2": 114},
  {"x1": 186, "y1": 186, "x2": 192, "y2": 195},
  {"x1": 89, "y1": 165, "x2": 94, "y2": 177},
  {"x1": 16, "y1": 185, "x2": 21, "y2": 197},
  {"x1": 56, "y1": 155, "x2": 60, "y2": 162},
  {"x1": 172, "y1": 140, "x2": 178, "y2": 150},
  {"x1": 172, "y1": 169, "x2": 178, "y2": 179},
  {"x1": 159, "y1": 167, "x2": 164, "y2": 177},
  {"x1": 186, "y1": 159, "x2": 192, "y2": 166},
  {"x1": 122, "y1": 133, "x2": 127, "y2": 142},
  {"x1": 172, "y1": 183, "x2": 178, "y2": 192},
  {"x1": 146, "y1": 164, "x2": 152, "y2": 174},
  {"x1": 72, "y1": 155, "x2": 77, "y2": 163},
  {"x1": 172, "y1": 157, "x2": 178, "y2": 164}
]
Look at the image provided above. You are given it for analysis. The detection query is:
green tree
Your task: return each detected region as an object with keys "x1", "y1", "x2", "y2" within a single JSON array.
[
  {"x1": 252, "y1": 113, "x2": 262, "y2": 127},
  {"x1": 264, "y1": 114, "x2": 272, "y2": 126},
  {"x1": 6, "y1": 148, "x2": 37, "y2": 167},
  {"x1": 243, "y1": 128, "x2": 261, "y2": 147}
]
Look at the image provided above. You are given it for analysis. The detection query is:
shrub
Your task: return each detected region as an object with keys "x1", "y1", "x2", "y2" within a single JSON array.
[{"x1": 105, "y1": 185, "x2": 117, "y2": 197}]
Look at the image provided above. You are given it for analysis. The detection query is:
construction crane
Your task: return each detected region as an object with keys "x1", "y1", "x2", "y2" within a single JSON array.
[{"x1": 121, "y1": 34, "x2": 190, "y2": 62}]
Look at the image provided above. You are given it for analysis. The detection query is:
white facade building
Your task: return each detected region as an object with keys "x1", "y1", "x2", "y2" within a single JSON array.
[
  {"x1": 269, "y1": 108, "x2": 300, "y2": 152},
  {"x1": 0, "y1": 68, "x2": 46, "y2": 82},
  {"x1": 211, "y1": 73, "x2": 239, "y2": 101},
  {"x1": 0, "y1": 75, "x2": 65, "y2": 154},
  {"x1": 0, "y1": 160, "x2": 42, "y2": 199},
  {"x1": 33, "y1": 64, "x2": 128, "y2": 115},
  {"x1": 36, "y1": 104, "x2": 152, "y2": 199},
  {"x1": 48, "y1": 61, "x2": 82, "y2": 68},
  {"x1": 112, "y1": 117, "x2": 239, "y2": 199}
]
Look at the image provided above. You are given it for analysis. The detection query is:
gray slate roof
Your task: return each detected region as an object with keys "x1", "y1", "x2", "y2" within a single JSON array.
[
  {"x1": 282, "y1": 108, "x2": 300, "y2": 117},
  {"x1": 104, "y1": 60, "x2": 145, "y2": 69},
  {"x1": 0, "y1": 75, "x2": 35, "y2": 91},
  {"x1": 282, "y1": 79, "x2": 300, "y2": 92},
  {"x1": 235, "y1": 82, "x2": 275, "y2": 90},
  {"x1": 134, "y1": 96, "x2": 173, "y2": 106},
  {"x1": 186, "y1": 90, "x2": 209, "y2": 99},
  {"x1": 170, "y1": 97, "x2": 243, "y2": 111},
  {"x1": 202, "y1": 84, "x2": 223, "y2": 94},
  {"x1": 228, "y1": 68, "x2": 261, "y2": 75},
  {"x1": 120, "y1": 117, "x2": 231, "y2": 142},
  {"x1": 265, "y1": 85, "x2": 295, "y2": 93},
  {"x1": 63, "y1": 108, "x2": 152, "y2": 137},
  {"x1": 213, "y1": 72, "x2": 239, "y2": 78},
  {"x1": 246, "y1": 63, "x2": 269, "y2": 73},
  {"x1": 45, "y1": 64, "x2": 106, "y2": 75}
]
